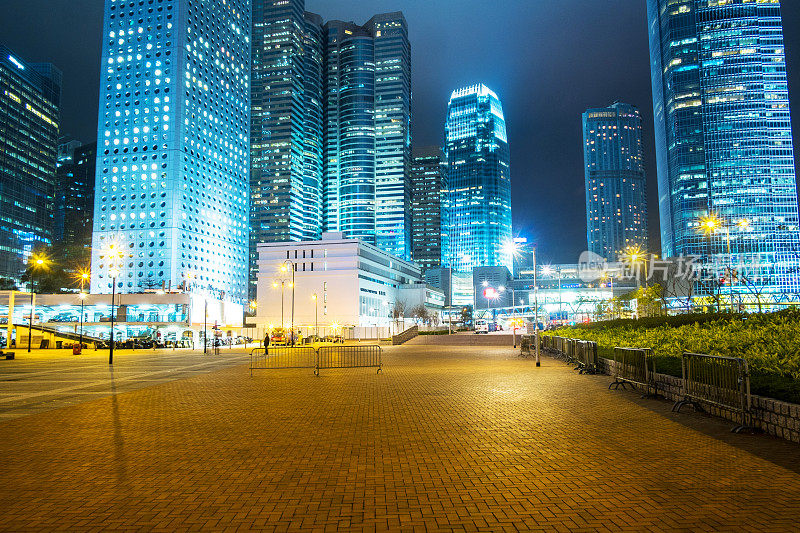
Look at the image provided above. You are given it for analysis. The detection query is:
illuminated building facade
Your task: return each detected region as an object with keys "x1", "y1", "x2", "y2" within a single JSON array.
[
  {"x1": 91, "y1": 0, "x2": 251, "y2": 303},
  {"x1": 322, "y1": 13, "x2": 411, "y2": 259},
  {"x1": 410, "y1": 146, "x2": 447, "y2": 272},
  {"x1": 54, "y1": 141, "x2": 96, "y2": 266},
  {"x1": 583, "y1": 102, "x2": 647, "y2": 262},
  {"x1": 250, "y1": 0, "x2": 323, "y2": 297},
  {"x1": 444, "y1": 84, "x2": 512, "y2": 273},
  {"x1": 0, "y1": 45, "x2": 61, "y2": 281},
  {"x1": 647, "y1": 0, "x2": 800, "y2": 291}
]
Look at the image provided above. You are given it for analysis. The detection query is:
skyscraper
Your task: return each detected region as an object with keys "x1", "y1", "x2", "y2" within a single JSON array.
[
  {"x1": 91, "y1": 0, "x2": 251, "y2": 302},
  {"x1": 444, "y1": 84, "x2": 512, "y2": 273},
  {"x1": 410, "y1": 146, "x2": 447, "y2": 272},
  {"x1": 0, "y1": 45, "x2": 61, "y2": 281},
  {"x1": 583, "y1": 103, "x2": 647, "y2": 262},
  {"x1": 647, "y1": 0, "x2": 799, "y2": 289},
  {"x1": 54, "y1": 141, "x2": 96, "y2": 267},
  {"x1": 250, "y1": 0, "x2": 322, "y2": 296},
  {"x1": 250, "y1": 4, "x2": 411, "y2": 293},
  {"x1": 322, "y1": 13, "x2": 411, "y2": 258}
]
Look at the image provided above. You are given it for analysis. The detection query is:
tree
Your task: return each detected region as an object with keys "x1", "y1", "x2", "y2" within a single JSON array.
[
  {"x1": 411, "y1": 304, "x2": 430, "y2": 325},
  {"x1": 391, "y1": 300, "x2": 407, "y2": 325},
  {"x1": 0, "y1": 277, "x2": 17, "y2": 290}
]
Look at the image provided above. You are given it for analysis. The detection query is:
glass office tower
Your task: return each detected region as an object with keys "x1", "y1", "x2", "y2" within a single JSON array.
[
  {"x1": 410, "y1": 146, "x2": 447, "y2": 272},
  {"x1": 251, "y1": 3, "x2": 412, "y2": 281},
  {"x1": 91, "y1": 0, "x2": 251, "y2": 303},
  {"x1": 322, "y1": 13, "x2": 411, "y2": 258},
  {"x1": 251, "y1": 0, "x2": 322, "y2": 296},
  {"x1": 647, "y1": 0, "x2": 800, "y2": 291},
  {"x1": 0, "y1": 46, "x2": 61, "y2": 282},
  {"x1": 444, "y1": 84, "x2": 512, "y2": 273},
  {"x1": 54, "y1": 141, "x2": 96, "y2": 267},
  {"x1": 583, "y1": 103, "x2": 648, "y2": 262}
]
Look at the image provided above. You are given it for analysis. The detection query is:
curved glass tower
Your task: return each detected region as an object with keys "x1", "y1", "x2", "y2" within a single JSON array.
[
  {"x1": 444, "y1": 84, "x2": 512, "y2": 273},
  {"x1": 647, "y1": 0, "x2": 800, "y2": 292}
]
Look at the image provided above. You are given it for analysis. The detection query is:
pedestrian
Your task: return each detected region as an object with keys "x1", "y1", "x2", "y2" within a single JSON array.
[{"x1": 264, "y1": 332, "x2": 270, "y2": 355}]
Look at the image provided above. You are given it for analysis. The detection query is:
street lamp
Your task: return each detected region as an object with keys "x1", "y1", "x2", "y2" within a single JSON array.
[
  {"x1": 700, "y1": 214, "x2": 749, "y2": 312},
  {"x1": 77, "y1": 271, "x2": 89, "y2": 351},
  {"x1": 311, "y1": 293, "x2": 319, "y2": 340},
  {"x1": 106, "y1": 242, "x2": 126, "y2": 365},
  {"x1": 27, "y1": 255, "x2": 48, "y2": 353},
  {"x1": 281, "y1": 260, "x2": 296, "y2": 343}
]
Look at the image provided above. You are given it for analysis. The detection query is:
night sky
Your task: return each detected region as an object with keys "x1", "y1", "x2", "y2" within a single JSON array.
[{"x1": 2, "y1": 0, "x2": 800, "y2": 264}]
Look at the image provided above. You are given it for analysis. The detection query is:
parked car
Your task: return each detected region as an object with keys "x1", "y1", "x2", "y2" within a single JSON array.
[{"x1": 270, "y1": 328, "x2": 288, "y2": 346}]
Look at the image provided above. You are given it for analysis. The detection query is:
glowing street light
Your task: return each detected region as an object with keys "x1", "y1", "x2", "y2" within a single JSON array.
[
  {"x1": 311, "y1": 293, "x2": 319, "y2": 340},
  {"x1": 26, "y1": 254, "x2": 49, "y2": 353}
]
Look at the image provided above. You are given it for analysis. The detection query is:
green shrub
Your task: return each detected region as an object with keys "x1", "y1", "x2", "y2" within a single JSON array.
[{"x1": 545, "y1": 309, "x2": 800, "y2": 404}]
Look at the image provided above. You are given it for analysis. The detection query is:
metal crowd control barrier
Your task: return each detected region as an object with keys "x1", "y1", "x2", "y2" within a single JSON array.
[
  {"x1": 574, "y1": 341, "x2": 599, "y2": 374},
  {"x1": 609, "y1": 347, "x2": 658, "y2": 397},
  {"x1": 316, "y1": 345, "x2": 382, "y2": 375},
  {"x1": 250, "y1": 345, "x2": 382, "y2": 376},
  {"x1": 520, "y1": 335, "x2": 532, "y2": 355},
  {"x1": 672, "y1": 352, "x2": 755, "y2": 433},
  {"x1": 249, "y1": 347, "x2": 317, "y2": 376}
]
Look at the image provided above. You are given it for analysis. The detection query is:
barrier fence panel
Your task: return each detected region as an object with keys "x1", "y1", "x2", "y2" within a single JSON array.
[
  {"x1": 249, "y1": 347, "x2": 317, "y2": 376},
  {"x1": 520, "y1": 335, "x2": 532, "y2": 355},
  {"x1": 316, "y1": 345, "x2": 382, "y2": 375},
  {"x1": 574, "y1": 341, "x2": 599, "y2": 374},
  {"x1": 672, "y1": 352, "x2": 754, "y2": 433},
  {"x1": 609, "y1": 347, "x2": 657, "y2": 397}
]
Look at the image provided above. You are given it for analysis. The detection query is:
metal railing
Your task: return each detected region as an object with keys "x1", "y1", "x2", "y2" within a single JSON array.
[
  {"x1": 317, "y1": 345, "x2": 382, "y2": 375},
  {"x1": 573, "y1": 340, "x2": 599, "y2": 374},
  {"x1": 249, "y1": 345, "x2": 382, "y2": 376},
  {"x1": 250, "y1": 347, "x2": 317, "y2": 376},
  {"x1": 672, "y1": 352, "x2": 755, "y2": 433},
  {"x1": 392, "y1": 325, "x2": 418, "y2": 345},
  {"x1": 520, "y1": 335, "x2": 533, "y2": 355},
  {"x1": 609, "y1": 347, "x2": 658, "y2": 397}
]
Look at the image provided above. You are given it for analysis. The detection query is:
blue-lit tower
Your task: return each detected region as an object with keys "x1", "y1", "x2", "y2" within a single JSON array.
[
  {"x1": 444, "y1": 84, "x2": 512, "y2": 273},
  {"x1": 647, "y1": 0, "x2": 800, "y2": 291},
  {"x1": 91, "y1": 0, "x2": 251, "y2": 303},
  {"x1": 322, "y1": 13, "x2": 411, "y2": 258},
  {"x1": 583, "y1": 103, "x2": 648, "y2": 261}
]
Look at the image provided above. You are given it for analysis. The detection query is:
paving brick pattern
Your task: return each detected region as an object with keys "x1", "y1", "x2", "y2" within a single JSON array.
[{"x1": 1, "y1": 346, "x2": 799, "y2": 531}]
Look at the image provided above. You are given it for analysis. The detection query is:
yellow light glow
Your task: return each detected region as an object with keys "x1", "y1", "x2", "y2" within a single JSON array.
[
  {"x1": 272, "y1": 282, "x2": 278, "y2": 288},
  {"x1": 311, "y1": 294, "x2": 317, "y2": 301},
  {"x1": 280, "y1": 265, "x2": 288, "y2": 273}
]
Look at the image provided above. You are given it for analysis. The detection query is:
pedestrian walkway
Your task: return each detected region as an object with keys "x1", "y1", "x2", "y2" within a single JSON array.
[{"x1": 0, "y1": 345, "x2": 798, "y2": 531}]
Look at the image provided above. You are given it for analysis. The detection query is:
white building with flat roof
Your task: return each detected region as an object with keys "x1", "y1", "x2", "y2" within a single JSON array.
[{"x1": 255, "y1": 233, "x2": 442, "y2": 339}]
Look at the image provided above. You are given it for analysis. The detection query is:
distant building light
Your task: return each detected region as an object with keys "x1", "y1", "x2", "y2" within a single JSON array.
[{"x1": 8, "y1": 55, "x2": 25, "y2": 70}]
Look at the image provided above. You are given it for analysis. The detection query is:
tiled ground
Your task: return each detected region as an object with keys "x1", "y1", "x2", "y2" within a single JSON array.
[
  {"x1": 0, "y1": 348, "x2": 250, "y2": 419},
  {"x1": 1, "y1": 345, "x2": 799, "y2": 531}
]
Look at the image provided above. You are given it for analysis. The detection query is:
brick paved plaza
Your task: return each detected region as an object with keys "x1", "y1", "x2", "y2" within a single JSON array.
[{"x1": 1, "y1": 345, "x2": 800, "y2": 531}]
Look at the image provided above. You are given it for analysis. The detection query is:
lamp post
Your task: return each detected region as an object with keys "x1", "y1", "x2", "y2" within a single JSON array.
[
  {"x1": 311, "y1": 293, "x2": 319, "y2": 339},
  {"x1": 27, "y1": 256, "x2": 47, "y2": 353},
  {"x1": 203, "y1": 298, "x2": 208, "y2": 355},
  {"x1": 282, "y1": 260, "x2": 296, "y2": 341},
  {"x1": 109, "y1": 267, "x2": 119, "y2": 364},
  {"x1": 106, "y1": 242, "x2": 126, "y2": 365},
  {"x1": 78, "y1": 271, "x2": 89, "y2": 350},
  {"x1": 272, "y1": 279, "x2": 289, "y2": 330}
]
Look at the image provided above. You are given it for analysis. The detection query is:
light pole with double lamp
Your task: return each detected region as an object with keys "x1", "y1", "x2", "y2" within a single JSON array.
[{"x1": 27, "y1": 255, "x2": 48, "y2": 353}]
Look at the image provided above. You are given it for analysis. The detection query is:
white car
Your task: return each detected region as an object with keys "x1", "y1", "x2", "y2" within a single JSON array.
[{"x1": 474, "y1": 320, "x2": 489, "y2": 334}]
